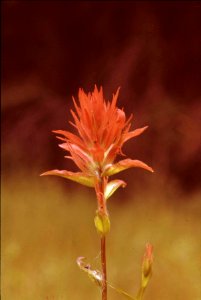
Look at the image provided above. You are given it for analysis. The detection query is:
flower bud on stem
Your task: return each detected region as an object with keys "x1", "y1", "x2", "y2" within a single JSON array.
[{"x1": 136, "y1": 243, "x2": 153, "y2": 300}]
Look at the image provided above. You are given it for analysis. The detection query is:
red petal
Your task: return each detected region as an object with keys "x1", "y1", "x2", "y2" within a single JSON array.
[
  {"x1": 40, "y1": 170, "x2": 95, "y2": 187},
  {"x1": 53, "y1": 130, "x2": 85, "y2": 148},
  {"x1": 103, "y1": 158, "x2": 154, "y2": 176},
  {"x1": 57, "y1": 142, "x2": 94, "y2": 173},
  {"x1": 111, "y1": 87, "x2": 120, "y2": 110}
]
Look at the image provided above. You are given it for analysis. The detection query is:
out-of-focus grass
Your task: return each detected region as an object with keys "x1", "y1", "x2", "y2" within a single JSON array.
[{"x1": 2, "y1": 172, "x2": 201, "y2": 300}]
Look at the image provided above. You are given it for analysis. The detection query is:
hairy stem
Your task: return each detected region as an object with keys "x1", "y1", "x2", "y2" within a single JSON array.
[{"x1": 101, "y1": 235, "x2": 107, "y2": 300}]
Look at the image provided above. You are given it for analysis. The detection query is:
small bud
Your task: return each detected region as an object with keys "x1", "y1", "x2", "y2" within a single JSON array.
[
  {"x1": 94, "y1": 212, "x2": 110, "y2": 235},
  {"x1": 141, "y1": 243, "x2": 153, "y2": 288}
]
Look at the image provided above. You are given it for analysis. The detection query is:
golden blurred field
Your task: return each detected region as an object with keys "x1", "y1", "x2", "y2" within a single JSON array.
[{"x1": 2, "y1": 171, "x2": 201, "y2": 300}]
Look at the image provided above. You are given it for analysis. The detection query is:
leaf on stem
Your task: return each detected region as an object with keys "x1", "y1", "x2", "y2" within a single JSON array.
[
  {"x1": 104, "y1": 179, "x2": 127, "y2": 200},
  {"x1": 40, "y1": 170, "x2": 95, "y2": 187},
  {"x1": 103, "y1": 159, "x2": 154, "y2": 176}
]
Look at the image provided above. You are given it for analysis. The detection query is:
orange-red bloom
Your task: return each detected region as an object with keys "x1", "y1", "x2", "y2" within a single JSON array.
[
  {"x1": 41, "y1": 86, "x2": 153, "y2": 188},
  {"x1": 143, "y1": 243, "x2": 154, "y2": 266}
]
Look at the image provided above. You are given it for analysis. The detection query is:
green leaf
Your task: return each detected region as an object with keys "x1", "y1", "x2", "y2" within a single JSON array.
[
  {"x1": 103, "y1": 159, "x2": 154, "y2": 176},
  {"x1": 40, "y1": 170, "x2": 95, "y2": 187},
  {"x1": 104, "y1": 180, "x2": 126, "y2": 200}
]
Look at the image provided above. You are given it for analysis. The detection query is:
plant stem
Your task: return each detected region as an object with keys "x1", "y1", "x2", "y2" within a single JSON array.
[
  {"x1": 95, "y1": 177, "x2": 108, "y2": 299},
  {"x1": 101, "y1": 235, "x2": 107, "y2": 300},
  {"x1": 136, "y1": 287, "x2": 145, "y2": 300}
]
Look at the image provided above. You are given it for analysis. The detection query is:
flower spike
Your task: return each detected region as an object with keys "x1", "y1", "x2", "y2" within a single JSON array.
[
  {"x1": 41, "y1": 86, "x2": 155, "y2": 300},
  {"x1": 40, "y1": 86, "x2": 154, "y2": 187}
]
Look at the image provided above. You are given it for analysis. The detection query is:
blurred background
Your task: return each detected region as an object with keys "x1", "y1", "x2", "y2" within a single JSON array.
[{"x1": 2, "y1": 1, "x2": 201, "y2": 299}]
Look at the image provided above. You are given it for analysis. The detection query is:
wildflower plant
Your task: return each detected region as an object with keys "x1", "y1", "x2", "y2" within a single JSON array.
[{"x1": 41, "y1": 86, "x2": 154, "y2": 300}]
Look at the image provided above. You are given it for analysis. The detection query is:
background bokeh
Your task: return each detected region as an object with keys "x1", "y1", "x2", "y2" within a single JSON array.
[{"x1": 2, "y1": 1, "x2": 201, "y2": 299}]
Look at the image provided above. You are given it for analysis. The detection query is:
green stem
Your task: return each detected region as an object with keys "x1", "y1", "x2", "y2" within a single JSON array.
[{"x1": 101, "y1": 235, "x2": 107, "y2": 300}]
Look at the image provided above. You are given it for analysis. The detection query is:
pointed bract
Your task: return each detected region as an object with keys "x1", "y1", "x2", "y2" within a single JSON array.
[{"x1": 122, "y1": 126, "x2": 148, "y2": 144}]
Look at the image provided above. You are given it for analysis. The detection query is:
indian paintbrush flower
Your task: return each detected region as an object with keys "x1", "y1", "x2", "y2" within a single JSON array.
[
  {"x1": 40, "y1": 86, "x2": 154, "y2": 300},
  {"x1": 40, "y1": 86, "x2": 153, "y2": 220}
]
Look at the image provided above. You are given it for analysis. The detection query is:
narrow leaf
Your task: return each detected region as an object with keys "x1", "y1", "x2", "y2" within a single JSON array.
[
  {"x1": 104, "y1": 180, "x2": 127, "y2": 200},
  {"x1": 108, "y1": 282, "x2": 136, "y2": 300},
  {"x1": 40, "y1": 170, "x2": 95, "y2": 187},
  {"x1": 103, "y1": 159, "x2": 154, "y2": 176}
]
